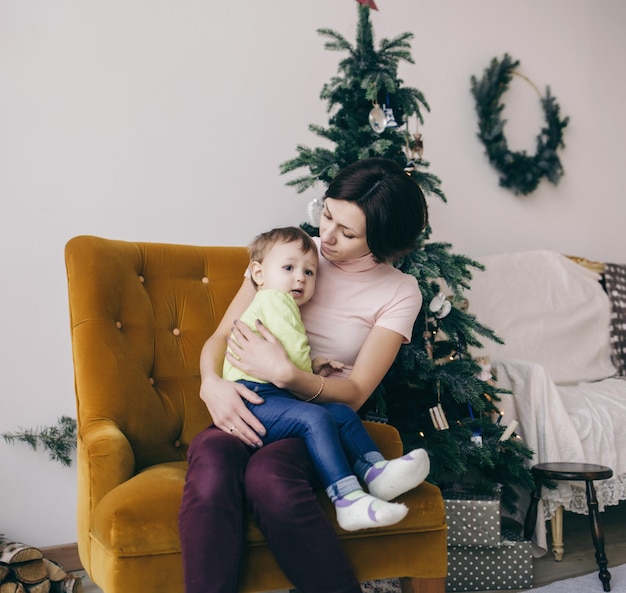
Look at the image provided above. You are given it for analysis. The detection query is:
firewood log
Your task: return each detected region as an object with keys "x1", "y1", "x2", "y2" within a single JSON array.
[
  {"x1": 0, "y1": 581, "x2": 26, "y2": 593},
  {"x1": 11, "y1": 561, "x2": 46, "y2": 585},
  {"x1": 0, "y1": 541, "x2": 81, "y2": 593},
  {"x1": 0, "y1": 544, "x2": 42, "y2": 565},
  {"x1": 41, "y1": 561, "x2": 65, "y2": 584},
  {"x1": 24, "y1": 580, "x2": 49, "y2": 593},
  {"x1": 50, "y1": 575, "x2": 82, "y2": 593}
]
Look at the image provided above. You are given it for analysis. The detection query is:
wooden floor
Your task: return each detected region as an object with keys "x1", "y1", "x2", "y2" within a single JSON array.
[{"x1": 78, "y1": 501, "x2": 626, "y2": 593}]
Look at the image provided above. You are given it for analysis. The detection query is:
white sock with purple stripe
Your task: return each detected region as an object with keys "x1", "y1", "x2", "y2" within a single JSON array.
[
  {"x1": 334, "y1": 489, "x2": 408, "y2": 532},
  {"x1": 364, "y1": 448, "x2": 430, "y2": 501}
]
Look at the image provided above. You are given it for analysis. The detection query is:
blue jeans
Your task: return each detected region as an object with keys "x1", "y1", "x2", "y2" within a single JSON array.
[{"x1": 241, "y1": 381, "x2": 383, "y2": 493}]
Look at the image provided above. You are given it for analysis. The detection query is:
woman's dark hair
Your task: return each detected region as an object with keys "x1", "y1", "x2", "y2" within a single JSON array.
[{"x1": 324, "y1": 158, "x2": 428, "y2": 263}]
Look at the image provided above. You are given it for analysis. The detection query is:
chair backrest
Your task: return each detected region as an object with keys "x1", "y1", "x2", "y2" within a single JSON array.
[{"x1": 65, "y1": 235, "x2": 249, "y2": 470}]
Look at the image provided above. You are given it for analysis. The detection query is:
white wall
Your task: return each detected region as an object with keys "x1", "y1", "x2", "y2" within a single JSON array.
[{"x1": 0, "y1": 0, "x2": 624, "y2": 547}]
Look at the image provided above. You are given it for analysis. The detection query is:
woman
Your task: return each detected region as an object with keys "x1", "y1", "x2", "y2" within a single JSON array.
[{"x1": 179, "y1": 157, "x2": 429, "y2": 593}]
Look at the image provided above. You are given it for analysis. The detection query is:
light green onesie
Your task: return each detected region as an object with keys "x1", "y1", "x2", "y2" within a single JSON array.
[{"x1": 222, "y1": 288, "x2": 313, "y2": 383}]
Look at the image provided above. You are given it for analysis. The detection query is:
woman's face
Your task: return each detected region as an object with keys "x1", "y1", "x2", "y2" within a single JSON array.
[{"x1": 318, "y1": 198, "x2": 370, "y2": 262}]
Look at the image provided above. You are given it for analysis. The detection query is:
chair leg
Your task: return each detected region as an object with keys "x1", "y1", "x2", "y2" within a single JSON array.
[
  {"x1": 551, "y1": 505, "x2": 564, "y2": 561},
  {"x1": 585, "y1": 480, "x2": 611, "y2": 591},
  {"x1": 399, "y1": 576, "x2": 445, "y2": 593},
  {"x1": 523, "y1": 477, "x2": 542, "y2": 540}
]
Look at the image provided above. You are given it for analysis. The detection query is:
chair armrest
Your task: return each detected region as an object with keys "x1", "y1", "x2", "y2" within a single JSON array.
[
  {"x1": 363, "y1": 421, "x2": 403, "y2": 458},
  {"x1": 78, "y1": 420, "x2": 135, "y2": 508}
]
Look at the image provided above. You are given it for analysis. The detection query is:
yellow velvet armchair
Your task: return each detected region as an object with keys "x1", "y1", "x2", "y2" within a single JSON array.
[{"x1": 65, "y1": 235, "x2": 447, "y2": 593}]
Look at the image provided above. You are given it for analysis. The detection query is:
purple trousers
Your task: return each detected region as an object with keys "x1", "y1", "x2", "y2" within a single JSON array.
[{"x1": 178, "y1": 426, "x2": 362, "y2": 593}]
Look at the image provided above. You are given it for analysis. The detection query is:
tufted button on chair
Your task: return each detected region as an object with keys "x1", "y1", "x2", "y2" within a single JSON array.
[{"x1": 65, "y1": 235, "x2": 447, "y2": 593}]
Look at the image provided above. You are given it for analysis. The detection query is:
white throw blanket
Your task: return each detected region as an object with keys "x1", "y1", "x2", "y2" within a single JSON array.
[{"x1": 495, "y1": 359, "x2": 626, "y2": 556}]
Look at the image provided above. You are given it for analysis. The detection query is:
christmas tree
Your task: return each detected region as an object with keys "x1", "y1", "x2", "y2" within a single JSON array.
[{"x1": 280, "y1": 4, "x2": 534, "y2": 513}]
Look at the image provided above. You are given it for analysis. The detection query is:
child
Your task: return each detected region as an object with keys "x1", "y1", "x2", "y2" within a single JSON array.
[{"x1": 223, "y1": 226, "x2": 430, "y2": 532}]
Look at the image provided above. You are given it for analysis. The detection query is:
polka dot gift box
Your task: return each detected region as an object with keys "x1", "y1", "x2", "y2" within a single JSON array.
[
  {"x1": 443, "y1": 491, "x2": 501, "y2": 548},
  {"x1": 442, "y1": 491, "x2": 533, "y2": 591},
  {"x1": 446, "y1": 530, "x2": 533, "y2": 592},
  {"x1": 361, "y1": 491, "x2": 533, "y2": 593}
]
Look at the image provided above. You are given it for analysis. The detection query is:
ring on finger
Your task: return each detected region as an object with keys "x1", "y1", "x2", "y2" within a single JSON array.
[{"x1": 229, "y1": 425, "x2": 236, "y2": 433}]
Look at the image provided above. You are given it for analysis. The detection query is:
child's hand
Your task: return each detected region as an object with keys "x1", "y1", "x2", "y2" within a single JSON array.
[{"x1": 312, "y1": 356, "x2": 344, "y2": 377}]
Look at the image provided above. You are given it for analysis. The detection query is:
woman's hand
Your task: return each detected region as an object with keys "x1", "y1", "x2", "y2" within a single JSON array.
[
  {"x1": 225, "y1": 319, "x2": 293, "y2": 387},
  {"x1": 200, "y1": 374, "x2": 266, "y2": 448}
]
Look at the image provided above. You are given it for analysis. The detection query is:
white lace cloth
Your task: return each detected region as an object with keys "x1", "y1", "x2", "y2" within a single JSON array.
[{"x1": 494, "y1": 360, "x2": 626, "y2": 557}]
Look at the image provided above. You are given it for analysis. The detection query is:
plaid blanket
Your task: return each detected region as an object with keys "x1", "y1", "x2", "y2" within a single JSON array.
[{"x1": 604, "y1": 262, "x2": 626, "y2": 377}]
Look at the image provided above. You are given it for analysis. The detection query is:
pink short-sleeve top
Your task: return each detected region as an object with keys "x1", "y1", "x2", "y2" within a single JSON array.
[{"x1": 300, "y1": 238, "x2": 422, "y2": 378}]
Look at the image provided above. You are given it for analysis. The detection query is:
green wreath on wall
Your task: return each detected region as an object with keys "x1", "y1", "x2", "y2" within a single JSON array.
[{"x1": 470, "y1": 54, "x2": 570, "y2": 196}]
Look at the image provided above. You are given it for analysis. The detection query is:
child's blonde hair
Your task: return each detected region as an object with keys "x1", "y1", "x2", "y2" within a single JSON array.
[{"x1": 249, "y1": 226, "x2": 317, "y2": 264}]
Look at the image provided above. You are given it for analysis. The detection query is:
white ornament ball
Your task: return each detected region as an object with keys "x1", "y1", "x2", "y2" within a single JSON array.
[
  {"x1": 368, "y1": 106, "x2": 387, "y2": 134},
  {"x1": 307, "y1": 197, "x2": 325, "y2": 226}
]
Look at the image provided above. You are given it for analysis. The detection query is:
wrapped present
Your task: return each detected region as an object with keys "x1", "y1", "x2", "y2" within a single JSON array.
[
  {"x1": 446, "y1": 530, "x2": 533, "y2": 592},
  {"x1": 443, "y1": 491, "x2": 501, "y2": 547}
]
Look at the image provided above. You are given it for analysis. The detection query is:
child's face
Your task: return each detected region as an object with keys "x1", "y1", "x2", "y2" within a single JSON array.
[{"x1": 251, "y1": 241, "x2": 318, "y2": 306}]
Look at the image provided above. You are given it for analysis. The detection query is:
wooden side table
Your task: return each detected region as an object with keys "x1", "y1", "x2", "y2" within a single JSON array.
[{"x1": 524, "y1": 462, "x2": 613, "y2": 592}]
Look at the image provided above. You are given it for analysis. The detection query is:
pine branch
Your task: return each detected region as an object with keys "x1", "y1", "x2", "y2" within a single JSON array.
[
  {"x1": 435, "y1": 308, "x2": 504, "y2": 351},
  {"x1": 2, "y1": 416, "x2": 77, "y2": 467},
  {"x1": 379, "y1": 32, "x2": 415, "y2": 54},
  {"x1": 317, "y1": 28, "x2": 353, "y2": 53}
]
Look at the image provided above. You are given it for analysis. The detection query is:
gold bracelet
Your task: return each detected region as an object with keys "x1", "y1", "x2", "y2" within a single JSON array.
[{"x1": 306, "y1": 376, "x2": 324, "y2": 402}]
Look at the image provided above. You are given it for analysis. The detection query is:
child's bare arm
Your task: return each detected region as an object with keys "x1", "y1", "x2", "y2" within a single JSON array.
[{"x1": 312, "y1": 356, "x2": 345, "y2": 377}]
